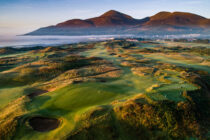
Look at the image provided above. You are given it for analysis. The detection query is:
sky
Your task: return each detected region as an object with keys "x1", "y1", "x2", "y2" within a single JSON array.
[{"x1": 0, "y1": 0, "x2": 210, "y2": 35}]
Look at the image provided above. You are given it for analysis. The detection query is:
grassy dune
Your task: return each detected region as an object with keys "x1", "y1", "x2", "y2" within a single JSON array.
[{"x1": 0, "y1": 40, "x2": 209, "y2": 140}]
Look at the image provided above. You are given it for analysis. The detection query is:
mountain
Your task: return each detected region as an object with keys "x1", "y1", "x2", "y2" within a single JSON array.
[
  {"x1": 56, "y1": 19, "x2": 94, "y2": 28},
  {"x1": 25, "y1": 10, "x2": 210, "y2": 36},
  {"x1": 87, "y1": 10, "x2": 141, "y2": 27},
  {"x1": 56, "y1": 10, "x2": 143, "y2": 28},
  {"x1": 144, "y1": 11, "x2": 210, "y2": 27}
]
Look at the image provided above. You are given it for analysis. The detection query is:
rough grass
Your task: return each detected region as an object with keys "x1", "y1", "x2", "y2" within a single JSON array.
[
  {"x1": 0, "y1": 86, "x2": 31, "y2": 109},
  {"x1": 0, "y1": 96, "x2": 29, "y2": 140},
  {"x1": 0, "y1": 40, "x2": 209, "y2": 140},
  {"x1": 68, "y1": 93, "x2": 202, "y2": 140}
]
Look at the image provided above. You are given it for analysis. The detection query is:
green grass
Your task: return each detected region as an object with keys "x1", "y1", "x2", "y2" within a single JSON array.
[
  {"x1": 0, "y1": 86, "x2": 31, "y2": 109},
  {"x1": 142, "y1": 53, "x2": 210, "y2": 73},
  {"x1": 14, "y1": 81, "x2": 142, "y2": 139},
  {"x1": 12, "y1": 43, "x2": 161, "y2": 139},
  {"x1": 161, "y1": 41, "x2": 210, "y2": 48},
  {"x1": 0, "y1": 40, "x2": 209, "y2": 140},
  {"x1": 41, "y1": 82, "x2": 127, "y2": 110}
]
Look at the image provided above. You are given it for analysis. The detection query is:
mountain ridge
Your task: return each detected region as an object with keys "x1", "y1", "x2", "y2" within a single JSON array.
[
  {"x1": 145, "y1": 11, "x2": 209, "y2": 27},
  {"x1": 25, "y1": 10, "x2": 210, "y2": 35}
]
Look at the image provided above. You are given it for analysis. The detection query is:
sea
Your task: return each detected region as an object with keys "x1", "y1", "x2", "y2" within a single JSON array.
[
  {"x1": 0, "y1": 34, "x2": 208, "y2": 48},
  {"x1": 0, "y1": 35, "x2": 131, "y2": 48}
]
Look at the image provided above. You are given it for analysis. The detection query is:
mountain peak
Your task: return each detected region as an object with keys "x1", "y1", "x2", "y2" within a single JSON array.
[
  {"x1": 100, "y1": 10, "x2": 133, "y2": 19},
  {"x1": 102, "y1": 10, "x2": 121, "y2": 15},
  {"x1": 155, "y1": 11, "x2": 171, "y2": 15},
  {"x1": 150, "y1": 11, "x2": 172, "y2": 20},
  {"x1": 151, "y1": 11, "x2": 207, "y2": 20},
  {"x1": 146, "y1": 11, "x2": 208, "y2": 27}
]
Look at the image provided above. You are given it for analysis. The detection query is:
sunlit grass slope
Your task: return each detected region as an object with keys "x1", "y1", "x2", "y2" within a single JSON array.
[{"x1": 0, "y1": 40, "x2": 209, "y2": 140}]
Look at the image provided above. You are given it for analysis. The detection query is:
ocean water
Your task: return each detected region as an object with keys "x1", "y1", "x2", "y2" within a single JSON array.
[
  {"x1": 0, "y1": 34, "x2": 208, "y2": 48},
  {"x1": 0, "y1": 35, "x2": 129, "y2": 48}
]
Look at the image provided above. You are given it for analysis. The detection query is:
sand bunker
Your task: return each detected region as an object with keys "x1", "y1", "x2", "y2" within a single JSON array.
[{"x1": 29, "y1": 116, "x2": 60, "y2": 132}]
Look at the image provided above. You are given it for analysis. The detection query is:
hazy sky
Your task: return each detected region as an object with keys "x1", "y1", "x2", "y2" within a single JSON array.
[{"x1": 0, "y1": 0, "x2": 210, "y2": 35}]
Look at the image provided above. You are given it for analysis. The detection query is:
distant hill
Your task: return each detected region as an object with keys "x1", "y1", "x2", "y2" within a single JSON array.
[
  {"x1": 57, "y1": 10, "x2": 142, "y2": 27},
  {"x1": 25, "y1": 10, "x2": 210, "y2": 36},
  {"x1": 143, "y1": 11, "x2": 210, "y2": 29}
]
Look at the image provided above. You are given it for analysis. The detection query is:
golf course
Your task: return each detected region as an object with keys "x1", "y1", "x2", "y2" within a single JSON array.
[{"x1": 0, "y1": 39, "x2": 209, "y2": 140}]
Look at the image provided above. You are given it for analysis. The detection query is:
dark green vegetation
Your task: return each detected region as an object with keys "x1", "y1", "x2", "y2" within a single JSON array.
[
  {"x1": 0, "y1": 39, "x2": 209, "y2": 140},
  {"x1": 167, "y1": 38, "x2": 210, "y2": 44}
]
